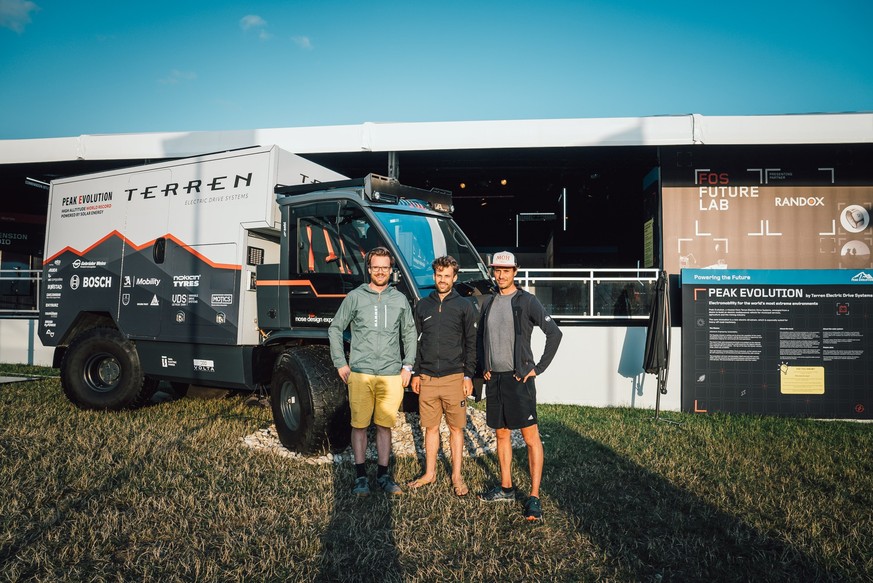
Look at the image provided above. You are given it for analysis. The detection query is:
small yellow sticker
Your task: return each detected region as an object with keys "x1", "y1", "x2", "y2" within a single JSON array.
[{"x1": 780, "y1": 365, "x2": 825, "y2": 395}]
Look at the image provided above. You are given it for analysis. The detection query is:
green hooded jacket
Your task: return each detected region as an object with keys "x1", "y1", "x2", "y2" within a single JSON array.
[{"x1": 328, "y1": 283, "x2": 417, "y2": 376}]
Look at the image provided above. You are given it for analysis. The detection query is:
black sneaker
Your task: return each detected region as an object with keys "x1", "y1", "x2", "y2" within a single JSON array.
[
  {"x1": 377, "y1": 474, "x2": 403, "y2": 495},
  {"x1": 352, "y1": 476, "x2": 370, "y2": 497},
  {"x1": 478, "y1": 485, "x2": 516, "y2": 502},
  {"x1": 524, "y1": 496, "x2": 543, "y2": 521}
]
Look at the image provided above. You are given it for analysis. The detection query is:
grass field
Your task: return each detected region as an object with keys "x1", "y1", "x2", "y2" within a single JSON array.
[{"x1": 1, "y1": 364, "x2": 871, "y2": 582}]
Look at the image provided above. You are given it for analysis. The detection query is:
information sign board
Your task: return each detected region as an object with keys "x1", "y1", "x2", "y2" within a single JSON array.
[{"x1": 681, "y1": 269, "x2": 872, "y2": 419}]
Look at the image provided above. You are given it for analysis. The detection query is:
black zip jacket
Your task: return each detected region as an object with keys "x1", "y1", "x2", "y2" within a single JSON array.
[
  {"x1": 478, "y1": 288, "x2": 563, "y2": 377},
  {"x1": 413, "y1": 289, "x2": 477, "y2": 378}
]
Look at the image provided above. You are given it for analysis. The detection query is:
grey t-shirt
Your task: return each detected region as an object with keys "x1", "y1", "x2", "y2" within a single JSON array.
[{"x1": 487, "y1": 293, "x2": 515, "y2": 372}]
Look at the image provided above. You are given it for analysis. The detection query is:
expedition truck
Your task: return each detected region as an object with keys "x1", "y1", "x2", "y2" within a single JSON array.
[{"x1": 39, "y1": 146, "x2": 491, "y2": 453}]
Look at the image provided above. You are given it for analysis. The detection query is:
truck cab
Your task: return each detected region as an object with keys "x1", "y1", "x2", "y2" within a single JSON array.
[
  {"x1": 257, "y1": 174, "x2": 491, "y2": 337},
  {"x1": 256, "y1": 175, "x2": 491, "y2": 452}
]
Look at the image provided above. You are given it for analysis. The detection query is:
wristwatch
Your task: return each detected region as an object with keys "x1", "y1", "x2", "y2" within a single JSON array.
[{"x1": 402, "y1": 365, "x2": 413, "y2": 372}]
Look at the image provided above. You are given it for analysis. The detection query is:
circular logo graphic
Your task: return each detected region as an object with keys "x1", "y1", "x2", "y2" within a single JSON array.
[
  {"x1": 70, "y1": 274, "x2": 80, "y2": 290},
  {"x1": 840, "y1": 205, "x2": 870, "y2": 233},
  {"x1": 840, "y1": 240, "x2": 871, "y2": 269},
  {"x1": 855, "y1": 404, "x2": 865, "y2": 414},
  {"x1": 72, "y1": 259, "x2": 82, "y2": 268}
]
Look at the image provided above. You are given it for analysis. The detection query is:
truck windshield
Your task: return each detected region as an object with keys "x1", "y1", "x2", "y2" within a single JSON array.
[{"x1": 373, "y1": 210, "x2": 489, "y2": 291}]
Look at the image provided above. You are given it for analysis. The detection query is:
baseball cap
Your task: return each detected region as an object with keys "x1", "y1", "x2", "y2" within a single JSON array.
[{"x1": 489, "y1": 250, "x2": 518, "y2": 268}]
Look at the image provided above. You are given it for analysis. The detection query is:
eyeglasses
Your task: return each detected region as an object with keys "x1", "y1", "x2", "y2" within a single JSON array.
[{"x1": 369, "y1": 266, "x2": 391, "y2": 272}]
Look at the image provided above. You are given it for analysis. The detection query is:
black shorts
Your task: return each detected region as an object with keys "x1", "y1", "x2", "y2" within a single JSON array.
[{"x1": 485, "y1": 371, "x2": 537, "y2": 430}]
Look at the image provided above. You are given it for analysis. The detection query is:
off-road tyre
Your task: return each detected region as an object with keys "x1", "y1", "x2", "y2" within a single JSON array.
[
  {"x1": 60, "y1": 327, "x2": 157, "y2": 410},
  {"x1": 270, "y1": 345, "x2": 351, "y2": 454}
]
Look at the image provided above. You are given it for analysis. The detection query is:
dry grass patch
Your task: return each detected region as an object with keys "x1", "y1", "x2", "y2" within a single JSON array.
[{"x1": 1, "y1": 367, "x2": 871, "y2": 582}]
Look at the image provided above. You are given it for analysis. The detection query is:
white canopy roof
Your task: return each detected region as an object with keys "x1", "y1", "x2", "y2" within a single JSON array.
[{"x1": 1, "y1": 113, "x2": 871, "y2": 164}]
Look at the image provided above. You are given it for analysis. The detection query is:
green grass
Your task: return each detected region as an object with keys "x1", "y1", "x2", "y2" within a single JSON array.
[{"x1": 1, "y1": 365, "x2": 871, "y2": 582}]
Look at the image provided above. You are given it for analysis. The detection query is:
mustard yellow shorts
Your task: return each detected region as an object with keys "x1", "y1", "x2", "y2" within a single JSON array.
[{"x1": 347, "y1": 372, "x2": 404, "y2": 428}]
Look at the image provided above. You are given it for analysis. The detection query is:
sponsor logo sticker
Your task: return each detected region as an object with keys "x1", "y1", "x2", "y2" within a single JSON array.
[
  {"x1": 193, "y1": 359, "x2": 215, "y2": 372},
  {"x1": 83, "y1": 276, "x2": 112, "y2": 288},
  {"x1": 173, "y1": 275, "x2": 201, "y2": 288},
  {"x1": 71, "y1": 259, "x2": 107, "y2": 269},
  {"x1": 136, "y1": 277, "x2": 161, "y2": 286},
  {"x1": 211, "y1": 293, "x2": 233, "y2": 306}
]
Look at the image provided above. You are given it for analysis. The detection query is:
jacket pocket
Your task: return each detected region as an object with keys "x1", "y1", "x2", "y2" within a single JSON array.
[{"x1": 382, "y1": 303, "x2": 402, "y2": 330}]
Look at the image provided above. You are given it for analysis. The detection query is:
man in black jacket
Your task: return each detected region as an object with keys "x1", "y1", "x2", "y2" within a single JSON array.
[
  {"x1": 477, "y1": 250, "x2": 562, "y2": 521},
  {"x1": 408, "y1": 255, "x2": 477, "y2": 496}
]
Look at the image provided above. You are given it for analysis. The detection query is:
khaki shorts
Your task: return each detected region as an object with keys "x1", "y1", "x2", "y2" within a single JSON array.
[
  {"x1": 418, "y1": 373, "x2": 468, "y2": 429},
  {"x1": 348, "y1": 372, "x2": 404, "y2": 428}
]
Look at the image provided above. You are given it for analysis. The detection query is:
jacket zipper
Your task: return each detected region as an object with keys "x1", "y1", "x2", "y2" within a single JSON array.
[{"x1": 437, "y1": 296, "x2": 443, "y2": 371}]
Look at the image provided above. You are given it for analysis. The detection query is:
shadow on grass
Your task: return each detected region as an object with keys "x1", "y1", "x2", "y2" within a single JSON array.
[
  {"x1": 538, "y1": 418, "x2": 847, "y2": 582},
  {"x1": 313, "y1": 409, "x2": 501, "y2": 583},
  {"x1": 316, "y1": 460, "x2": 403, "y2": 583}
]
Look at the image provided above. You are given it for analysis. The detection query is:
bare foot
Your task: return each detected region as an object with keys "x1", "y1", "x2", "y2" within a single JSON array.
[
  {"x1": 407, "y1": 475, "x2": 436, "y2": 489},
  {"x1": 452, "y1": 479, "x2": 469, "y2": 497}
]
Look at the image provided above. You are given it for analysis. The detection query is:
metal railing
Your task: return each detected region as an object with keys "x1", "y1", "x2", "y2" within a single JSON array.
[
  {"x1": 0, "y1": 267, "x2": 660, "y2": 322},
  {"x1": 0, "y1": 269, "x2": 41, "y2": 317},
  {"x1": 515, "y1": 268, "x2": 660, "y2": 322}
]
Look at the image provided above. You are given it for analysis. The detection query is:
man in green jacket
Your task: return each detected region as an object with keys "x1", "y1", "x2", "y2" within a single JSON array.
[{"x1": 329, "y1": 246, "x2": 417, "y2": 496}]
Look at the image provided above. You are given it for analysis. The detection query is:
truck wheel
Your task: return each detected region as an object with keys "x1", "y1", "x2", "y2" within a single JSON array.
[
  {"x1": 270, "y1": 345, "x2": 350, "y2": 454},
  {"x1": 61, "y1": 327, "x2": 157, "y2": 410}
]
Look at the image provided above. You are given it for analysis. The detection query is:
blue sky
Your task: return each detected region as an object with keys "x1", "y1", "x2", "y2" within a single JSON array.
[{"x1": 1, "y1": 0, "x2": 872, "y2": 140}]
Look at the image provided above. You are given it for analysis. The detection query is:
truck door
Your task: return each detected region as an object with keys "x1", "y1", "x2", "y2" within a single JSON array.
[
  {"x1": 162, "y1": 240, "x2": 240, "y2": 344},
  {"x1": 284, "y1": 201, "x2": 399, "y2": 329},
  {"x1": 117, "y1": 170, "x2": 171, "y2": 338}
]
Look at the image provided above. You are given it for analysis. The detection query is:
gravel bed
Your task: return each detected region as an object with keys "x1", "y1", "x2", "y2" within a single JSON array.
[{"x1": 242, "y1": 407, "x2": 527, "y2": 465}]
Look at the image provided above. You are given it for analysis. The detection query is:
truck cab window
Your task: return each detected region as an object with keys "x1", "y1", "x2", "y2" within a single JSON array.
[
  {"x1": 291, "y1": 203, "x2": 384, "y2": 277},
  {"x1": 286, "y1": 202, "x2": 418, "y2": 299}
]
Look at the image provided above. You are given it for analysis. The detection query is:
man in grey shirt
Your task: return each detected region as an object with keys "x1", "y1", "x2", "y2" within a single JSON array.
[{"x1": 477, "y1": 251, "x2": 562, "y2": 522}]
